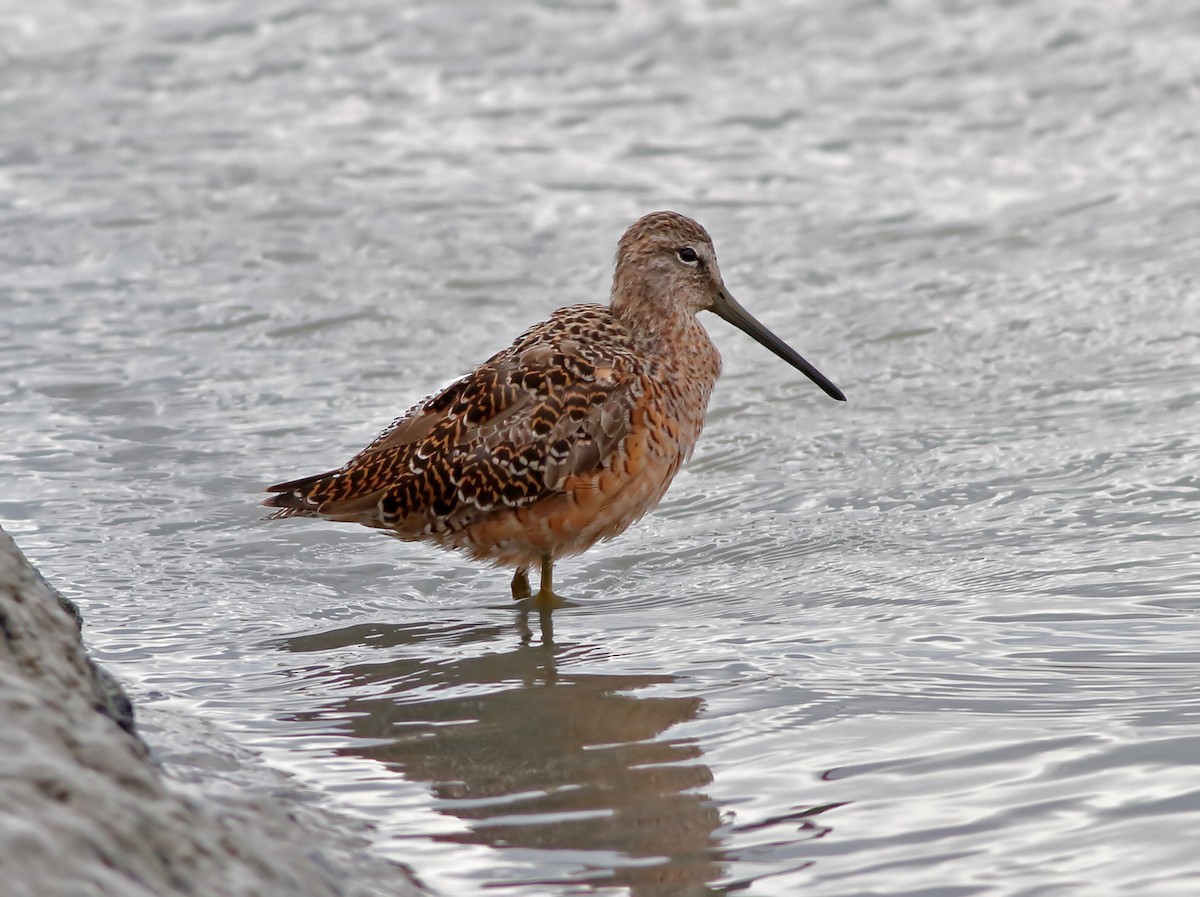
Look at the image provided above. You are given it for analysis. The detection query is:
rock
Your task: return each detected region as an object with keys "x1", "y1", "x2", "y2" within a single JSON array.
[
  {"x1": 0, "y1": 526, "x2": 421, "y2": 897},
  {"x1": 28, "y1": 561, "x2": 137, "y2": 734}
]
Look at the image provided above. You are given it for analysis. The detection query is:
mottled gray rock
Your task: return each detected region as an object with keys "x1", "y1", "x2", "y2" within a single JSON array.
[
  {"x1": 0, "y1": 527, "x2": 421, "y2": 897},
  {"x1": 29, "y1": 561, "x2": 136, "y2": 734}
]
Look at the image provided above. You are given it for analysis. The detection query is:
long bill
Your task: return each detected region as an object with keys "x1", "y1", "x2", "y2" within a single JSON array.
[{"x1": 711, "y1": 291, "x2": 846, "y2": 402}]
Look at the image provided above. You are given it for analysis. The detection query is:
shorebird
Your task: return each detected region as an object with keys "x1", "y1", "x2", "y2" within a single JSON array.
[{"x1": 265, "y1": 211, "x2": 845, "y2": 609}]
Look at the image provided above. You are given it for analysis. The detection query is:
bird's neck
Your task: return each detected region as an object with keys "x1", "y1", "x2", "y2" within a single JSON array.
[
  {"x1": 610, "y1": 288, "x2": 721, "y2": 463},
  {"x1": 611, "y1": 289, "x2": 722, "y2": 387}
]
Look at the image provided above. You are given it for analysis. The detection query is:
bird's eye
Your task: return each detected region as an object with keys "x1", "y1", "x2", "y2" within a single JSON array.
[{"x1": 677, "y1": 247, "x2": 699, "y2": 264}]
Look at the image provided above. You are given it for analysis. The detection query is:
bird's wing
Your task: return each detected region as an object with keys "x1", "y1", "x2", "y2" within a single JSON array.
[{"x1": 263, "y1": 306, "x2": 645, "y2": 532}]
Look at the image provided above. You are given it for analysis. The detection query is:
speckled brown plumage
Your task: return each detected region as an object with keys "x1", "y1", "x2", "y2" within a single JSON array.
[{"x1": 265, "y1": 211, "x2": 845, "y2": 606}]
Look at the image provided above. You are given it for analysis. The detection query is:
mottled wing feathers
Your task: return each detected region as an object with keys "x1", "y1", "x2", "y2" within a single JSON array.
[{"x1": 263, "y1": 305, "x2": 645, "y2": 534}]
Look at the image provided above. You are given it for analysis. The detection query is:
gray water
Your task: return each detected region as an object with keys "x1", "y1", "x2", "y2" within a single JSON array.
[{"x1": 4, "y1": 1, "x2": 1199, "y2": 894}]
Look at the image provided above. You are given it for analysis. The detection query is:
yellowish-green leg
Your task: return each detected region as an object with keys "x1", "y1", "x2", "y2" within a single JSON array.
[
  {"x1": 511, "y1": 566, "x2": 531, "y2": 602},
  {"x1": 535, "y1": 553, "x2": 568, "y2": 610}
]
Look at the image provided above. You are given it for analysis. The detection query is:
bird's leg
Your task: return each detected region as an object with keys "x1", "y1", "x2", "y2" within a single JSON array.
[
  {"x1": 511, "y1": 566, "x2": 531, "y2": 602},
  {"x1": 535, "y1": 553, "x2": 567, "y2": 610}
]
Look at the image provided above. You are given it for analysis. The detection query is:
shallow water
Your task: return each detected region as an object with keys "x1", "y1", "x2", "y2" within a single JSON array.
[{"x1": 4, "y1": 0, "x2": 1199, "y2": 894}]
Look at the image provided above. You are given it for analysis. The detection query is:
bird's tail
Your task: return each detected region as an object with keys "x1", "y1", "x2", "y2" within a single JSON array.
[{"x1": 262, "y1": 470, "x2": 338, "y2": 519}]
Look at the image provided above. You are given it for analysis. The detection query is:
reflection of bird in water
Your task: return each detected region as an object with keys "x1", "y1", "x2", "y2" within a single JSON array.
[
  {"x1": 265, "y1": 212, "x2": 845, "y2": 608},
  {"x1": 282, "y1": 620, "x2": 725, "y2": 896}
]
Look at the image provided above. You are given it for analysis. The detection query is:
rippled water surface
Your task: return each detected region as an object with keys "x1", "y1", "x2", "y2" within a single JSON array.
[{"x1": 4, "y1": 1, "x2": 1199, "y2": 894}]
